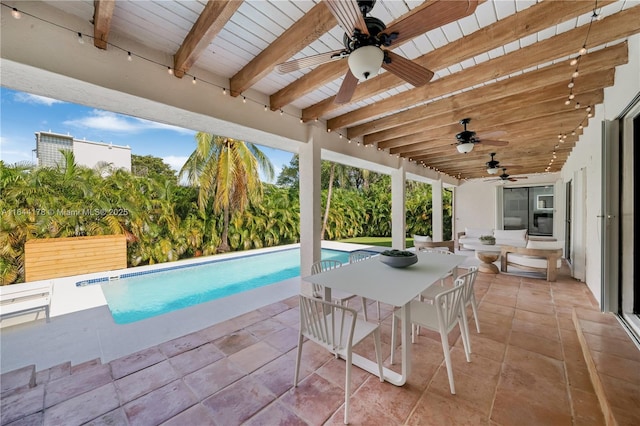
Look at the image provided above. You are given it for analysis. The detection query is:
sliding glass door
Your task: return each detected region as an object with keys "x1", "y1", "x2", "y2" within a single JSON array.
[{"x1": 503, "y1": 186, "x2": 555, "y2": 236}]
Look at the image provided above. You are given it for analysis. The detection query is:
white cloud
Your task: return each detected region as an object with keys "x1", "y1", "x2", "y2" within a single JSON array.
[
  {"x1": 63, "y1": 110, "x2": 196, "y2": 136},
  {"x1": 14, "y1": 93, "x2": 64, "y2": 106},
  {"x1": 64, "y1": 110, "x2": 141, "y2": 132},
  {"x1": 162, "y1": 155, "x2": 189, "y2": 172}
]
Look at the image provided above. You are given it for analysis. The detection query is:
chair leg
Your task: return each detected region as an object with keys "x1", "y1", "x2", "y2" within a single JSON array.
[
  {"x1": 294, "y1": 333, "x2": 304, "y2": 386},
  {"x1": 470, "y1": 296, "x2": 481, "y2": 333},
  {"x1": 376, "y1": 301, "x2": 381, "y2": 323},
  {"x1": 459, "y1": 306, "x2": 472, "y2": 355},
  {"x1": 344, "y1": 350, "x2": 352, "y2": 424},
  {"x1": 458, "y1": 317, "x2": 471, "y2": 363},
  {"x1": 439, "y1": 331, "x2": 456, "y2": 394}
]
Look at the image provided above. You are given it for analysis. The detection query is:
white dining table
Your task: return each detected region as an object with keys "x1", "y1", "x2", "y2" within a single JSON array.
[{"x1": 303, "y1": 251, "x2": 467, "y2": 386}]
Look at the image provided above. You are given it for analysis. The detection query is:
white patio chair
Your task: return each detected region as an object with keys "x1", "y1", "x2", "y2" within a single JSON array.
[
  {"x1": 294, "y1": 294, "x2": 384, "y2": 425},
  {"x1": 417, "y1": 247, "x2": 457, "y2": 286},
  {"x1": 348, "y1": 251, "x2": 378, "y2": 322},
  {"x1": 420, "y1": 267, "x2": 481, "y2": 334},
  {"x1": 390, "y1": 278, "x2": 471, "y2": 394},
  {"x1": 310, "y1": 260, "x2": 358, "y2": 307}
]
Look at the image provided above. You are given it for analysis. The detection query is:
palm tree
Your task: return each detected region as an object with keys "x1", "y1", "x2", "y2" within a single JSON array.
[
  {"x1": 179, "y1": 133, "x2": 274, "y2": 252},
  {"x1": 321, "y1": 162, "x2": 349, "y2": 240}
]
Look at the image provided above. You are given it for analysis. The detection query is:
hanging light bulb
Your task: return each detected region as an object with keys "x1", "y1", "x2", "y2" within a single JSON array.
[
  {"x1": 192, "y1": 76, "x2": 197, "y2": 85},
  {"x1": 575, "y1": 102, "x2": 581, "y2": 109},
  {"x1": 570, "y1": 58, "x2": 578, "y2": 66},
  {"x1": 565, "y1": 99, "x2": 571, "y2": 106},
  {"x1": 222, "y1": 88, "x2": 227, "y2": 95},
  {"x1": 242, "y1": 96, "x2": 246, "y2": 103},
  {"x1": 265, "y1": 105, "x2": 268, "y2": 111},
  {"x1": 586, "y1": 106, "x2": 592, "y2": 112},
  {"x1": 299, "y1": 117, "x2": 303, "y2": 123},
  {"x1": 572, "y1": 70, "x2": 580, "y2": 78},
  {"x1": 280, "y1": 109, "x2": 284, "y2": 116},
  {"x1": 568, "y1": 81, "x2": 575, "y2": 89},
  {"x1": 167, "y1": 67, "x2": 173, "y2": 75},
  {"x1": 569, "y1": 93, "x2": 575, "y2": 100},
  {"x1": 127, "y1": 52, "x2": 133, "y2": 62},
  {"x1": 77, "y1": 32, "x2": 85, "y2": 44},
  {"x1": 579, "y1": 46, "x2": 587, "y2": 55},
  {"x1": 11, "y1": 8, "x2": 21, "y2": 19}
]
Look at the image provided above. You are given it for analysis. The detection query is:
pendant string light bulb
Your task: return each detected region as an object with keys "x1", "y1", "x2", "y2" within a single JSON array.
[
  {"x1": 127, "y1": 52, "x2": 133, "y2": 62},
  {"x1": 77, "y1": 32, "x2": 85, "y2": 44},
  {"x1": 11, "y1": 7, "x2": 21, "y2": 19}
]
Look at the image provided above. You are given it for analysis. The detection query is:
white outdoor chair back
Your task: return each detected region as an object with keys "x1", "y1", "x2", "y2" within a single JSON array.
[
  {"x1": 295, "y1": 294, "x2": 383, "y2": 424},
  {"x1": 391, "y1": 277, "x2": 471, "y2": 394},
  {"x1": 421, "y1": 266, "x2": 480, "y2": 334},
  {"x1": 310, "y1": 259, "x2": 342, "y2": 299},
  {"x1": 349, "y1": 250, "x2": 372, "y2": 263}
]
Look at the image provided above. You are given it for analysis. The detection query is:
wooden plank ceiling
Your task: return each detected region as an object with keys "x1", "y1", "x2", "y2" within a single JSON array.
[{"x1": 50, "y1": 0, "x2": 639, "y2": 180}]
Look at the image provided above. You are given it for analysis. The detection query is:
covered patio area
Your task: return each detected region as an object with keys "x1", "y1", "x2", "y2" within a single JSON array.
[{"x1": 2, "y1": 266, "x2": 638, "y2": 425}]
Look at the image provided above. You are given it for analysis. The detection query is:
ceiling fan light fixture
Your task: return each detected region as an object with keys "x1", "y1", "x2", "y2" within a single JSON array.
[
  {"x1": 456, "y1": 142, "x2": 474, "y2": 154},
  {"x1": 487, "y1": 167, "x2": 499, "y2": 174},
  {"x1": 348, "y1": 45, "x2": 384, "y2": 82}
]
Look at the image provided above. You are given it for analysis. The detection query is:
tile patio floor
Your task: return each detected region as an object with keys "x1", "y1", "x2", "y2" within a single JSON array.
[{"x1": 2, "y1": 267, "x2": 640, "y2": 425}]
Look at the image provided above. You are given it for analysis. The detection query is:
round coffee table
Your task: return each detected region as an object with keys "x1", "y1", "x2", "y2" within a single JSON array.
[{"x1": 464, "y1": 243, "x2": 502, "y2": 274}]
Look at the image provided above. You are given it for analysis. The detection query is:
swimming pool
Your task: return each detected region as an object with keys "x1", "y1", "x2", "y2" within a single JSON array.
[{"x1": 99, "y1": 247, "x2": 354, "y2": 324}]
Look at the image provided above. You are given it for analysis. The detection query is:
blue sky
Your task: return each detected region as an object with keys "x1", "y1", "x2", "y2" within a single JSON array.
[{"x1": 0, "y1": 87, "x2": 294, "y2": 182}]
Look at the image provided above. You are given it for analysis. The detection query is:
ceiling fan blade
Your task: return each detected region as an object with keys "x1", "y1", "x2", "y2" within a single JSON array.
[
  {"x1": 334, "y1": 70, "x2": 359, "y2": 104},
  {"x1": 276, "y1": 50, "x2": 347, "y2": 74},
  {"x1": 480, "y1": 139, "x2": 509, "y2": 146},
  {"x1": 381, "y1": 51, "x2": 433, "y2": 87},
  {"x1": 324, "y1": 0, "x2": 368, "y2": 36},
  {"x1": 477, "y1": 130, "x2": 508, "y2": 139},
  {"x1": 383, "y1": 0, "x2": 479, "y2": 46}
]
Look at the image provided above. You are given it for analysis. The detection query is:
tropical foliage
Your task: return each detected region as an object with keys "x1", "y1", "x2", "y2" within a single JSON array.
[{"x1": 1, "y1": 146, "x2": 451, "y2": 285}]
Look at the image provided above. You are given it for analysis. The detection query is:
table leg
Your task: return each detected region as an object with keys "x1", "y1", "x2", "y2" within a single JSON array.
[{"x1": 476, "y1": 252, "x2": 500, "y2": 274}]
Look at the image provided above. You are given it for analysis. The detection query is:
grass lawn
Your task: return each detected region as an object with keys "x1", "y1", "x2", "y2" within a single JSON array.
[{"x1": 337, "y1": 237, "x2": 415, "y2": 248}]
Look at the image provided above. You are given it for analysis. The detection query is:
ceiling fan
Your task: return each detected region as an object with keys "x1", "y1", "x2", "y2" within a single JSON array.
[
  {"x1": 276, "y1": 0, "x2": 477, "y2": 104},
  {"x1": 485, "y1": 152, "x2": 515, "y2": 175},
  {"x1": 454, "y1": 118, "x2": 509, "y2": 154},
  {"x1": 485, "y1": 168, "x2": 527, "y2": 182}
]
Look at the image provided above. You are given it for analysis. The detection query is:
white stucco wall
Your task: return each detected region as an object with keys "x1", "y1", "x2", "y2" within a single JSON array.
[
  {"x1": 561, "y1": 34, "x2": 640, "y2": 303},
  {"x1": 455, "y1": 173, "x2": 562, "y2": 236},
  {"x1": 73, "y1": 140, "x2": 131, "y2": 171}
]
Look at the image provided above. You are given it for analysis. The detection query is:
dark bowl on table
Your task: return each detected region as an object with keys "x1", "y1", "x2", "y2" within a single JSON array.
[{"x1": 379, "y1": 250, "x2": 418, "y2": 268}]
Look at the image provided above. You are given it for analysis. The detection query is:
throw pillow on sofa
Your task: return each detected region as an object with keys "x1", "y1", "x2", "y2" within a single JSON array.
[{"x1": 464, "y1": 227, "x2": 493, "y2": 239}]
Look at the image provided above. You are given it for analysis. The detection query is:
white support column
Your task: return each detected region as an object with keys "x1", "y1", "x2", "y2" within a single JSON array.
[
  {"x1": 299, "y1": 127, "x2": 322, "y2": 291},
  {"x1": 391, "y1": 166, "x2": 406, "y2": 249},
  {"x1": 432, "y1": 178, "x2": 443, "y2": 241}
]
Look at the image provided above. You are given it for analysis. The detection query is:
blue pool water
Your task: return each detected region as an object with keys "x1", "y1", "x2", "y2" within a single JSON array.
[{"x1": 100, "y1": 248, "x2": 352, "y2": 324}]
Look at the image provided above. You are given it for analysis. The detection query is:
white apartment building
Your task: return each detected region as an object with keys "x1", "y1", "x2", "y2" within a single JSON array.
[{"x1": 34, "y1": 131, "x2": 131, "y2": 171}]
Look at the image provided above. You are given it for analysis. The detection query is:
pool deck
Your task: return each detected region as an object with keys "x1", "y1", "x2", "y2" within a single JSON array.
[
  {"x1": 0, "y1": 242, "x2": 388, "y2": 373},
  {"x1": 4, "y1": 263, "x2": 637, "y2": 426}
]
